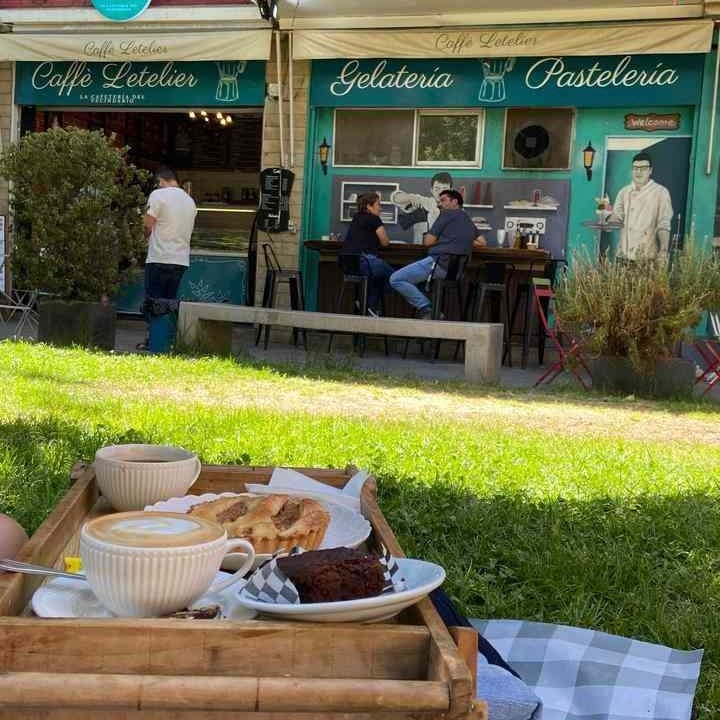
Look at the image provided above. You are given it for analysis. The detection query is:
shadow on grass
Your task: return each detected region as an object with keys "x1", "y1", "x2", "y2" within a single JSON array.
[{"x1": 376, "y1": 475, "x2": 720, "y2": 717}]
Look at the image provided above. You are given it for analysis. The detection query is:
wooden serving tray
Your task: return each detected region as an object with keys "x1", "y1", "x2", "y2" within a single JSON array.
[{"x1": 0, "y1": 463, "x2": 487, "y2": 720}]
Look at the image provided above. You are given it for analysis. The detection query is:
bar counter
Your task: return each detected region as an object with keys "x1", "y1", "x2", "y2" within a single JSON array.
[{"x1": 304, "y1": 240, "x2": 550, "y2": 316}]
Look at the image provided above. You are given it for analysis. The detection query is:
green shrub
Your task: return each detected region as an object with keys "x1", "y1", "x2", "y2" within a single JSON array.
[
  {"x1": 0, "y1": 127, "x2": 150, "y2": 301},
  {"x1": 555, "y1": 243, "x2": 720, "y2": 373}
]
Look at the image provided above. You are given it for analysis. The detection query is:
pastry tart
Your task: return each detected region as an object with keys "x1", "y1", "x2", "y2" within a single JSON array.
[{"x1": 188, "y1": 494, "x2": 330, "y2": 554}]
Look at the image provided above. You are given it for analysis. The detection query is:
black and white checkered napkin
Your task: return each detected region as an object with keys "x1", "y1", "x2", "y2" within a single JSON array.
[{"x1": 243, "y1": 546, "x2": 406, "y2": 605}]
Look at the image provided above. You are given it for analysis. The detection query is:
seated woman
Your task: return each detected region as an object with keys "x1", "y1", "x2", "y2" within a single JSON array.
[{"x1": 341, "y1": 192, "x2": 394, "y2": 315}]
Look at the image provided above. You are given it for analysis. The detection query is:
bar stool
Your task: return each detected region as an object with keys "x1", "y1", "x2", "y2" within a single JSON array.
[
  {"x1": 503, "y1": 258, "x2": 567, "y2": 368},
  {"x1": 455, "y1": 262, "x2": 510, "y2": 361},
  {"x1": 255, "y1": 242, "x2": 308, "y2": 351},
  {"x1": 402, "y1": 253, "x2": 469, "y2": 361},
  {"x1": 327, "y1": 253, "x2": 389, "y2": 357}
]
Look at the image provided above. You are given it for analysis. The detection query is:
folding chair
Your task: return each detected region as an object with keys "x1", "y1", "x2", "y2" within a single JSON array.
[
  {"x1": 694, "y1": 311, "x2": 720, "y2": 396},
  {"x1": 0, "y1": 257, "x2": 38, "y2": 338},
  {"x1": 532, "y1": 277, "x2": 592, "y2": 390}
]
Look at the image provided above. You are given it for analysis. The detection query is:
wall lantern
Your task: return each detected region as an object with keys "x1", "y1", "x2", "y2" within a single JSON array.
[
  {"x1": 582, "y1": 141, "x2": 596, "y2": 181},
  {"x1": 318, "y1": 137, "x2": 331, "y2": 175}
]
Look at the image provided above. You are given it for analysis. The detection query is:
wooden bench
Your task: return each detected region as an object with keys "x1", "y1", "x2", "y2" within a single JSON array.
[{"x1": 178, "y1": 302, "x2": 503, "y2": 384}]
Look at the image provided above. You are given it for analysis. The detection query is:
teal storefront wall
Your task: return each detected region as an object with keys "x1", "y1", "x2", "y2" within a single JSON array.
[{"x1": 300, "y1": 51, "x2": 718, "y2": 308}]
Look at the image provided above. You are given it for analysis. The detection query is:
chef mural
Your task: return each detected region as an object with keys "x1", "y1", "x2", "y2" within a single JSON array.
[{"x1": 604, "y1": 136, "x2": 691, "y2": 259}]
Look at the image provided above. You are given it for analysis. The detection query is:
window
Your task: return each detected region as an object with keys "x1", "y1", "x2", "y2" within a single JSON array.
[
  {"x1": 334, "y1": 110, "x2": 414, "y2": 166},
  {"x1": 503, "y1": 108, "x2": 575, "y2": 170},
  {"x1": 415, "y1": 110, "x2": 482, "y2": 166},
  {"x1": 333, "y1": 109, "x2": 484, "y2": 167}
]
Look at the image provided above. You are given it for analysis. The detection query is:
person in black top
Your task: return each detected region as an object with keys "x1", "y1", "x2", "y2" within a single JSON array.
[{"x1": 341, "y1": 192, "x2": 394, "y2": 314}]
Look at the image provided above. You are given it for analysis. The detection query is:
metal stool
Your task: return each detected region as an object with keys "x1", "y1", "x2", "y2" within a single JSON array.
[
  {"x1": 455, "y1": 263, "x2": 509, "y2": 361},
  {"x1": 327, "y1": 253, "x2": 389, "y2": 357},
  {"x1": 402, "y1": 253, "x2": 469, "y2": 361},
  {"x1": 503, "y1": 258, "x2": 567, "y2": 368},
  {"x1": 255, "y1": 243, "x2": 308, "y2": 350}
]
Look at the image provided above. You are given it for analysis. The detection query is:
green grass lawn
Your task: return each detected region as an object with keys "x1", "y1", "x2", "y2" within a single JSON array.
[{"x1": 2, "y1": 341, "x2": 720, "y2": 716}]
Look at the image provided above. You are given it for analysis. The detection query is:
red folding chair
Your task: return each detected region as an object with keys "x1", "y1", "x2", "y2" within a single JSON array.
[
  {"x1": 532, "y1": 278, "x2": 592, "y2": 390},
  {"x1": 694, "y1": 311, "x2": 720, "y2": 396}
]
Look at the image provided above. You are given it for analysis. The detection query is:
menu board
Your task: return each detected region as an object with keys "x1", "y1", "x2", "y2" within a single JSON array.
[{"x1": 257, "y1": 168, "x2": 294, "y2": 233}]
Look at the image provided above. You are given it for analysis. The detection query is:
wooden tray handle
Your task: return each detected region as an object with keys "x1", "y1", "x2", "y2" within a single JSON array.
[
  {"x1": 449, "y1": 626, "x2": 489, "y2": 720},
  {"x1": 0, "y1": 673, "x2": 449, "y2": 713}
]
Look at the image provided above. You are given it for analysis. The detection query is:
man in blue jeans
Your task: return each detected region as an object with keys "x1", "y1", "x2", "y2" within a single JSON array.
[
  {"x1": 140, "y1": 167, "x2": 197, "y2": 348},
  {"x1": 389, "y1": 189, "x2": 486, "y2": 319}
]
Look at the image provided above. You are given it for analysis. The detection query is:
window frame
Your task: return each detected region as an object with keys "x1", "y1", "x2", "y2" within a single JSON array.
[
  {"x1": 331, "y1": 107, "x2": 485, "y2": 169},
  {"x1": 501, "y1": 106, "x2": 576, "y2": 172},
  {"x1": 414, "y1": 108, "x2": 485, "y2": 168}
]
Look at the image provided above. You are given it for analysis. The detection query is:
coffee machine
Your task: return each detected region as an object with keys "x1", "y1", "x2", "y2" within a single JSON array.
[{"x1": 504, "y1": 216, "x2": 547, "y2": 248}]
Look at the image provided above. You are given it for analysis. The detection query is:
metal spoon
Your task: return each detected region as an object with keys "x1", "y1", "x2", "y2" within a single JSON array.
[{"x1": 0, "y1": 558, "x2": 86, "y2": 581}]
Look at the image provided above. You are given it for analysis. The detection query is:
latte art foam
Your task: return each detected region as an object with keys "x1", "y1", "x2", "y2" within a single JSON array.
[{"x1": 84, "y1": 511, "x2": 223, "y2": 548}]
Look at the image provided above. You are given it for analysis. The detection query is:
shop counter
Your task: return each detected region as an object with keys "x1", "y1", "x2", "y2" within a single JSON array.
[
  {"x1": 304, "y1": 240, "x2": 550, "y2": 316},
  {"x1": 116, "y1": 250, "x2": 249, "y2": 315}
]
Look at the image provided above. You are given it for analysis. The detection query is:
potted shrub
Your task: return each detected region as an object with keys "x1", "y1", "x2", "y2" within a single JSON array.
[
  {"x1": 554, "y1": 245, "x2": 720, "y2": 398},
  {"x1": 0, "y1": 127, "x2": 149, "y2": 349}
]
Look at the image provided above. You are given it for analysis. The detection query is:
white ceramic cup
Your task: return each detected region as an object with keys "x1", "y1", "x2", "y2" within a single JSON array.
[
  {"x1": 94, "y1": 444, "x2": 202, "y2": 512},
  {"x1": 497, "y1": 229, "x2": 507, "y2": 248},
  {"x1": 80, "y1": 511, "x2": 255, "y2": 617}
]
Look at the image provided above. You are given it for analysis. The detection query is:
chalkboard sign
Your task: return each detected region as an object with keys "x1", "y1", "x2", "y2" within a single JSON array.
[{"x1": 257, "y1": 167, "x2": 294, "y2": 233}]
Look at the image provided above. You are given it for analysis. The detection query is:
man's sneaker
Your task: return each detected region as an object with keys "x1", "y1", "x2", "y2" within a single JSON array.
[
  {"x1": 416, "y1": 307, "x2": 432, "y2": 320},
  {"x1": 367, "y1": 307, "x2": 380, "y2": 318}
]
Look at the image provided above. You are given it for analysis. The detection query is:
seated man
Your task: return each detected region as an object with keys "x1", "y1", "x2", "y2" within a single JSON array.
[{"x1": 389, "y1": 189, "x2": 486, "y2": 319}]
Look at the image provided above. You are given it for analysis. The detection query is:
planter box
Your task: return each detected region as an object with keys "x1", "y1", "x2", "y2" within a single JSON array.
[
  {"x1": 591, "y1": 356, "x2": 695, "y2": 399},
  {"x1": 0, "y1": 463, "x2": 486, "y2": 720},
  {"x1": 38, "y1": 300, "x2": 116, "y2": 350}
]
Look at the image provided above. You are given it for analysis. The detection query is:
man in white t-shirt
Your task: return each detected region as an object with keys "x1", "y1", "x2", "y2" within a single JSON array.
[{"x1": 141, "y1": 166, "x2": 197, "y2": 342}]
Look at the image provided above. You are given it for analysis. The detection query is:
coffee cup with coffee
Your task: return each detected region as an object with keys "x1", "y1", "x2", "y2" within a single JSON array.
[
  {"x1": 94, "y1": 444, "x2": 202, "y2": 512},
  {"x1": 80, "y1": 511, "x2": 256, "y2": 617}
]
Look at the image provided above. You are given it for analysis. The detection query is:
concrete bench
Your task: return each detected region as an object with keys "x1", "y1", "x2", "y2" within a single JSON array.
[{"x1": 178, "y1": 302, "x2": 503, "y2": 384}]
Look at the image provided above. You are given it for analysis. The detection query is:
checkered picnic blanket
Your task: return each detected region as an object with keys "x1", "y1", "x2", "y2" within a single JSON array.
[{"x1": 471, "y1": 620, "x2": 703, "y2": 720}]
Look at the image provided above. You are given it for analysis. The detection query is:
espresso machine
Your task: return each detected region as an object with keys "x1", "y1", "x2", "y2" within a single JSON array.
[{"x1": 504, "y1": 216, "x2": 547, "y2": 249}]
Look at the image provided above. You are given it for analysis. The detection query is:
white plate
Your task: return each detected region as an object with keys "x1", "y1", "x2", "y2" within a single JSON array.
[
  {"x1": 145, "y1": 493, "x2": 372, "y2": 569},
  {"x1": 237, "y1": 558, "x2": 445, "y2": 623},
  {"x1": 31, "y1": 572, "x2": 257, "y2": 621}
]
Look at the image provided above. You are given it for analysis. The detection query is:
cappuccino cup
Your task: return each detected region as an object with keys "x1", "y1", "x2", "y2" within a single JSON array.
[{"x1": 80, "y1": 511, "x2": 255, "y2": 617}]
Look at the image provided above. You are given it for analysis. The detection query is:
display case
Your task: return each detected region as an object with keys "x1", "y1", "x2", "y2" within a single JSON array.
[
  {"x1": 340, "y1": 181, "x2": 400, "y2": 224},
  {"x1": 192, "y1": 206, "x2": 256, "y2": 253}
]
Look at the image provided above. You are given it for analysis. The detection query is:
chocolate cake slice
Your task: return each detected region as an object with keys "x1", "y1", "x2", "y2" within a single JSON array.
[{"x1": 276, "y1": 547, "x2": 385, "y2": 603}]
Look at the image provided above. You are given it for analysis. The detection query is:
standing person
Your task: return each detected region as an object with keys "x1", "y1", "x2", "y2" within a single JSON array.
[
  {"x1": 341, "y1": 192, "x2": 394, "y2": 316},
  {"x1": 140, "y1": 166, "x2": 197, "y2": 346},
  {"x1": 389, "y1": 189, "x2": 486, "y2": 319},
  {"x1": 610, "y1": 152, "x2": 673, "y2": 259},
  {"x1": 390, "y1": 172, "x2": 454, "y2": 244}
]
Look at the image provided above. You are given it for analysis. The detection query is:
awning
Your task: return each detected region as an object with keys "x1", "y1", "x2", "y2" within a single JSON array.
[
  {"x1": 292, "y1": 20, "x2": 713, "y2": 59},
  {"x1": 0, "y1": 29, "x2": 272, "y2": 61}
]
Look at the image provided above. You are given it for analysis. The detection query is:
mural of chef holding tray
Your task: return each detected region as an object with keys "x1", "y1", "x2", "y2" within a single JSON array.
[{"x1": 390, "y1": 172, "x2": 454, "y2": 244}]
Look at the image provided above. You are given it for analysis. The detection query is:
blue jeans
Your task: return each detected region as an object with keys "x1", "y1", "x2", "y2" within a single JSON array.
[
  {"x1": 360, "y1": 254, "x2": 393, "y2": 311},
  {"x1": 143, "y1": 262, "x2": 186, "y2": 326},
  {"x1": 389, "y1": 256, "x2": 446, "y2": 311}
]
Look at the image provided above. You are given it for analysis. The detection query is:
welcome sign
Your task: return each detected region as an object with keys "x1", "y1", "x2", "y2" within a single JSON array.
[
  {"x1": 15, "y1": 60, "x2": 266, "y2": 107},
  {"x1": 310, "y1": 55, "x2": 704, "y2": 108}
]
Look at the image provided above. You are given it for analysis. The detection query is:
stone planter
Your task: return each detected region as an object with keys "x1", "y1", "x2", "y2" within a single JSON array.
[
  {"x1": 38, "y1": 300, "x2": 116, "y2": 350},
  {"x1": 591, "y1": 356, "x2": 695, "y2": 399}
]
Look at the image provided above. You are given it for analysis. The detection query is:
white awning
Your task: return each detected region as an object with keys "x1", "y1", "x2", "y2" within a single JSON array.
[
  {"x1": 292, "y1": 20, "x2": 713, "y2": 59},
  {"x1": 0, "y1": 29, "x2": 273, "y2": 62},
  {"x1": 279, "y1": 0, "x2": 704, "y2": 29}
]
